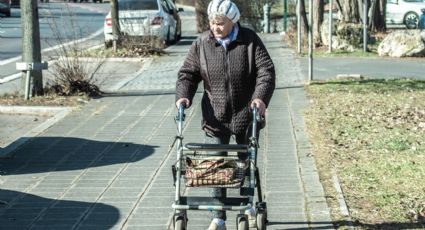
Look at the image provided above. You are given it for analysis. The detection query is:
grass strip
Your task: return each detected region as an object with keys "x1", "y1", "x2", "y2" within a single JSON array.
[{"x1": 304, "y1": 79, "x2": 425, "y2": 229}]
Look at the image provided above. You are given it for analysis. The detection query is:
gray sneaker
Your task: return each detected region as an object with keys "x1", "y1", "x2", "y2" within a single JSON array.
[{"x1": 207, "y1": 220, "x2": 227, "y2": 230}]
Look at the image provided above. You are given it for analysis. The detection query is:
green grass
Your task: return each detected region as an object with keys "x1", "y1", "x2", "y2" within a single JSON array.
[{"x1": 304, "y1": 79, "x2": 425, "y2": 228}]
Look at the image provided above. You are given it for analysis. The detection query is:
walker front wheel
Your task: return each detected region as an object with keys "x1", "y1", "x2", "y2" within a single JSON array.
[
  {"x1": 174, "y1": 218, "x2": 185, "y2": 230},
  {"x1": 236, "y1": 214, "x2": 248, "y2": 230},
  {"x1": 173, "y1": 212, "x2": 187, "y2": 230},
  {"x1": 256, "y1": 211, "x2": 267, "y2": 230}
]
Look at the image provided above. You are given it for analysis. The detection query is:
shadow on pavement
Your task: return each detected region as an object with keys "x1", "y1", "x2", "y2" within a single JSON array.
[
  {"x1": 175, "y1": 40, "x2": 195, "y2": 46},
  {"x1": 102, "y1": 91, "x2": 175, "y2": 97},
  {"x1": 0, "y1": 189, "x2": 120, "y2": 229},
  {"x1": 268, "y1": 220, "x2": 425, "y2": 229},
  {"x1": 0, "y1": 136, "x2": 157, "y2": 175},
  {"x1": 181, "y1": 36, "x2": 198, "y2": 40}
]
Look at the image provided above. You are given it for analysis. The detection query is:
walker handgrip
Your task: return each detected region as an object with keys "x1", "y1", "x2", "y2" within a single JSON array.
[
  {"x1": 178, "y1": 104, "x2": 186, "y2": 122},
  {"x1": 252, "y1": 105, "x2": 257, "y2": 135}
]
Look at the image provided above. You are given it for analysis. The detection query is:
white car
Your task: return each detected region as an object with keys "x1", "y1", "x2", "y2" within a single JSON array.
[
  {"x1": 104, "y1": 0, "x2": 183, "y2": 47},
  {"x1": 387, "y1": 0, "x2": 425, "y2": 29}
]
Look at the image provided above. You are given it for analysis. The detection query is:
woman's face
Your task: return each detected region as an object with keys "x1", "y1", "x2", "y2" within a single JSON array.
[{"x1": 209, "y1": 16, "x2": 234, "y2": 39}]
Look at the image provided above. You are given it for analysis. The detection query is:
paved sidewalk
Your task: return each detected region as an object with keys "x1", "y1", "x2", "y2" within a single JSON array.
[
  {"x1": 4, "y1": 5, "x2": 425, "y2": 229},
  {"x1": 0, "y1": 31, "x2": 334, "y2": 230}
]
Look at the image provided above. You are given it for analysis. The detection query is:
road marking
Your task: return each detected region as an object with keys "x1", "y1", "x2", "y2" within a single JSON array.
[
  {"x1": 0, "y1": 73, "x2": 21, "y2": 84},
  {"x1": 0, "y1": 28, "x2": 103, "y2": 66}
]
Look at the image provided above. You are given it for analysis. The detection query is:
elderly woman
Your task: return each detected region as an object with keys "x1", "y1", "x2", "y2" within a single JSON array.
[{"x1": 175, "y1": 0, "x2": 275, "y2": 229}]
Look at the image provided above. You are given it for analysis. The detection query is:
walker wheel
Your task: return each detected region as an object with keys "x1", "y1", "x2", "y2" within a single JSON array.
[
  {"x1": 174, "y1": 218, "x2": 185, "y2": 230},
  {"x1": 256, "y1": 211, "x2": 267, "y2": 230},
  {"x1": 236, "y1": 214, "x2": 248, "y2": 230},
  {"x1": 174, "y1": 213, "x2": 187, "y2": 230},
  {"x1": 256, "y1": 202, "x2": 268, "y2": 230}
]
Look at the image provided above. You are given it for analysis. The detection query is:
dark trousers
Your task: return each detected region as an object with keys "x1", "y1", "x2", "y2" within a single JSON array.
[{"x1": 204, "y1": 132, "x2": 248, "y2": 221}]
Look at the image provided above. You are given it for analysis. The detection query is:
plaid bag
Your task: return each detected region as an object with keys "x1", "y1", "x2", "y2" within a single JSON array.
[{"x1": 185, "y1": 157, "x2": 246, "y2": 188}]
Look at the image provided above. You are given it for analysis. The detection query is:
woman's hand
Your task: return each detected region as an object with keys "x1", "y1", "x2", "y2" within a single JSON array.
[
  {"x1": 250, "y1": 99, "x2": 266, "y2": 116},
  {"x1": 176, "y1": 98, "x2": 191, "y2": 108}
]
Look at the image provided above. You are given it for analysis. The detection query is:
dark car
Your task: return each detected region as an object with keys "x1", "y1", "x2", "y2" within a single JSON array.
[
  {"x1": 68, "y1": 0, "x2": 104, "y2": 2},
  {"x1": 0, "y1": 0, "x2": 11, "y2": 17},
  {"x1": 10, "y1": 0, "x2": 18, "y2": 8}
]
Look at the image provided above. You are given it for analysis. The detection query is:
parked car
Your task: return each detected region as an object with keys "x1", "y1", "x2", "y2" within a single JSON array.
[
  {"x1": 104, "y1": 0, "x2": 183, "y2": 47},
  {"x1": 67, "y1": 0, "x2": 103, "y2": 3},
  {"x1": 0, "y1": 0, "x2": 11, "y2": 17},
  {"x1": 387, "y1": 0, "x2": 425, "y2": 29},
  {"x1": 10, "y1": 0, "x2": 18, "y2": 8}
]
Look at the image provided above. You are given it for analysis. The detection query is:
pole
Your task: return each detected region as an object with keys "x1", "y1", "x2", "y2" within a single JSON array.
[
  {"x1": 21, "y1": 0, "x2": 43, "y2": 97},
  {"x1": 283, "y1": 0, "x2": 288, "y2": 32},
  {"x1": 111, "y1": 0, "x2": 120, "y2": 52},
  {"x1": 363, "y1": 0, "x2": 368, "y2": 52},
  {"x1": 263, "y1": 3, "x2": 270, "y2": 33},
  {"x1": 25, "y1": 70, "x2": 31, "y2": 100},
  {"x1": 308, "y1": 0, "x2": 313, "y2": 81},
  {"x1": 297, "y1": 0, "x2": 301, "y2": 54},
  {"x1": 328, "y1": 0, "x2": 333, "y2": 53}
]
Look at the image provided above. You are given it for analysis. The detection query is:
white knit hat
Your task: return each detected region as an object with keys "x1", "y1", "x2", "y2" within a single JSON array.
[{"x1": 207, "y1": 0, "x2": 240, "y2": 23}]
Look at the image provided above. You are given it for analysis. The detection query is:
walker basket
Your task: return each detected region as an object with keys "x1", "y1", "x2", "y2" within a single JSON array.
[{"x1": 184, "y1": 157, "x2": 247, "y2": 188}]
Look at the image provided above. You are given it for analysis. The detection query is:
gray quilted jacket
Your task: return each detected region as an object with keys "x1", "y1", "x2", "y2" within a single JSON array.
[{"x1": 176, "y1": 26, "x2": 275, "y2": 136}]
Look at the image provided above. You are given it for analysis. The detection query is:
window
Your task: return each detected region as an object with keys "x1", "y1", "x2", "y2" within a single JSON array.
[{"x1": 119, "y1": 0, "x2": 159, "y2": 11}]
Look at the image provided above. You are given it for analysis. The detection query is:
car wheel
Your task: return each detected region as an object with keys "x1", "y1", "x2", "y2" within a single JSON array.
[
  {"x1": 404, "y1": 12, "x2": 419, "y2": 29},
  {"x1": 177, "y1": 26, "x2": 182, "y2": 41},
  {"x1": 166, "y1": 26, "x2": 172, "y2": 45},
  {"x1": 173, "y1": 27, "x2": 178, "y2": 43}
]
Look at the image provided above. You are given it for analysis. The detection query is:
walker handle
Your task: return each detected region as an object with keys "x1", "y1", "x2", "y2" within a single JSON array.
[
  {"x1": 178, "y1": 103, "x2": 186, "y2": 122},
  {"x1": 251, "y1": 105, "x2": 257, "y2": 138}
]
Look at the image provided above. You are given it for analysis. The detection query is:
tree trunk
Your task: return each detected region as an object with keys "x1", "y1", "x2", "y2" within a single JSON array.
[
  {"x1": 313, "y1": 0, "x2": 324, "y2": 46},
  {"x1": 195, "y1": 0, "x2": 209, "y2": 32},
  {"x1": 111, "y1": 0, "x2": 120, "y2": 35},
  {"x1": 300, "y1": 0, "x2": 308, "y2": 34},
  {"x1": 110, "y1": 0, "x2": 120, "y2": 50},
  {"x1": 335, "y1": 0, "x2": 343, "y2": 16},
  {"x1": 21, "y1": 0, "x2": 43, "y2": 96},
  {"x1": 342, "y1": 0, "x2": 361, "y2": 23},
  {"x1": 370, "y1": 0, "x2": 386, "y2": 32}
]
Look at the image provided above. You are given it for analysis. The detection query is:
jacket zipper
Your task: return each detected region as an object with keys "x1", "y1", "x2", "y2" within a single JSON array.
[{"x1": 225, "y1": 49, "x2": 235, "y2": 132}]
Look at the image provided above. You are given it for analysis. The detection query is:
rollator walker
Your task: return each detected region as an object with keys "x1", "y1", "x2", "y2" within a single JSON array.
[{"x1": 171, "y1": 104, "x2": 268, "y2": 230}]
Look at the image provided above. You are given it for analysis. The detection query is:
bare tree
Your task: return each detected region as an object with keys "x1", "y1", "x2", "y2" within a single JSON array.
[
  {"x1": 110, "y1": 0, "x2": 120, "y2": 50},
  {"x1": 341, "y1": 0, "x2": 361, "y2": 22},
  {"x1": 195, "y1": 0, "x2": 209, "y2": 32},
  {"x1": 300, "y1": 0, "x2": 309, "y2": 34},
  {"x1": 370, "y1": 0, "x2": 386, "y2": 32},
  {"x1": 313, "y1": 0, "x2": 324, "y2": 46}
]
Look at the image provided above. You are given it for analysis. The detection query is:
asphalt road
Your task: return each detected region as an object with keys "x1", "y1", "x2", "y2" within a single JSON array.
[
  {"x1": 300, "y1": 56, "x2": 425, "y2": 80},
  {"x1": 0, "y1": 1, "x2": 110, "y2": 80}
]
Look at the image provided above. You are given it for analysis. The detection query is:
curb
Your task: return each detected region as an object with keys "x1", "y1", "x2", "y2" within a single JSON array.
[{"x1": 0, "y1": 106, "x2": 73, "y2": 158}]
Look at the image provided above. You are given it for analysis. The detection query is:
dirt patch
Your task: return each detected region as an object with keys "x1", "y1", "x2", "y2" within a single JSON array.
[{"x1": 0, "y1": 94, "x2": 89, "y2": 107}]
